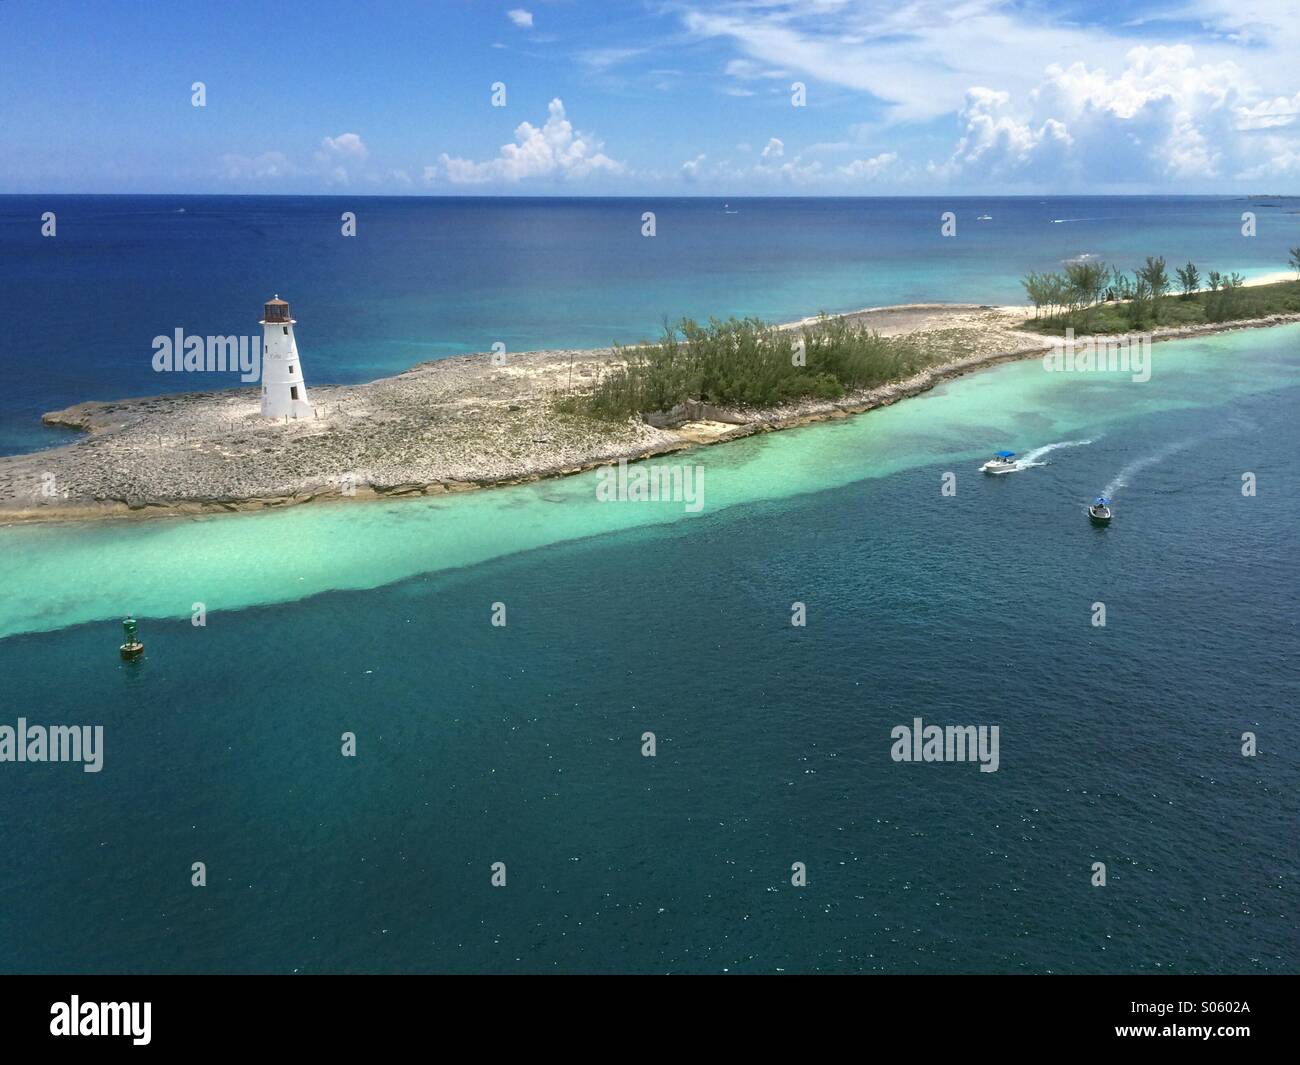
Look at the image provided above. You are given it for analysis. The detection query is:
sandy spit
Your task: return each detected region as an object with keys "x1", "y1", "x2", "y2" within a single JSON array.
[{"x1": 3, "y1": 301, "x2": 1298, "y2": 526}]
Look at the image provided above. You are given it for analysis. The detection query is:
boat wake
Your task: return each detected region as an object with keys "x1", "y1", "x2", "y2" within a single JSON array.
[
  {"x1": 1013, "y1": 438, "x2": 1095, "y2": 470},
  {"x1": 1102, "y1": 438, "x2": 1196, "y2": 498}
]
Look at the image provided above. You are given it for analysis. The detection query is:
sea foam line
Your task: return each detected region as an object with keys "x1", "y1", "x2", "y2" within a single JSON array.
[
  {"x1": 1014, "y1": 437, "x2": 1095, "y2": 470},
  {"x1": 1102, "y1": 438, "x2": 1196, "y2": 497}
]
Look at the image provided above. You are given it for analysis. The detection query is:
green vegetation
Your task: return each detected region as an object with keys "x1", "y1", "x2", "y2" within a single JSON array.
[
  {"x1": 1020, "y1": 256, "x2": 1300, "y2": 335},
  {"x1": 558, "y1": 315, "x2": 932, "y2": 422}
]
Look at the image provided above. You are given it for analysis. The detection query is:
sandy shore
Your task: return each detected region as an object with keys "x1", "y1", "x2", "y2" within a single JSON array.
[{"x1": 3, "y1": 299, "x2": 1298, "y2": 525}]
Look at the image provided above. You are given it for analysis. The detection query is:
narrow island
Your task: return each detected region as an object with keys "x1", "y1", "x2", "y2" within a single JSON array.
[{"x1": 2, "y1": 255, "x2": 1298, "y2": 525}]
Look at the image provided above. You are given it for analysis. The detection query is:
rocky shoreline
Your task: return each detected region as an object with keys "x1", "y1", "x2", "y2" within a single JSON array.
[{"x1": 3, "y1": 303, "x2": 1298, "y2": 525}]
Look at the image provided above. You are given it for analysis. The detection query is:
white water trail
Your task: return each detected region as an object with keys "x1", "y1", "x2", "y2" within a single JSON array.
[
  {"x1": 1102, "y1": 438, "x2": 1197, "y2": 498},
  {"x1": 1012, "y1": 437, "x2": 1095, "y2": 470}
]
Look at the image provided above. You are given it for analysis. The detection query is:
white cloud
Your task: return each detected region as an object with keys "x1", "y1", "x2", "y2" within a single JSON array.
[
  {"x1": 761, "y1": 137, "x2": 784, "y2": 159},
  {"x1": 222, "y1": 132, "x2": 373, "y2": 187},
  {"x1": 580, "y1": 47, "x2": 647, "y2": 71},
  {"x1": 1235, "y1": 92, "x2": 1300, "y2": 130},
  {"x1": 220, "y1": 151, "x2": 294, "y2": 181},
  {"x1": 725, "y1": 58, "x2": 788, "y2": 80},
  {"x1": 923, "y1": 45, "x2": 1294, "y2": 184},
  {"x1": 680, "y1": 154, "x2": 707, "y2": 181},
  {"x1": 681, "y1": 0, "x2": 1299, "y2": 145},
  {"x1": 314, "y1": 133, "x2": 371, "y2": 185},
  {"x1": 933, "y1": 86, "x2": 1073, "y2": 179},
  {"x1": 677, "y1": 148, "x2": 828, "y2": 187},
  {"x1": 428, "y1": 99, "x2": 626, "y2": 184},
  {"x1": 686, "y1": 2, "x2": 1096, "y2": 124},
  {"x1": 1235, "y1": 137, "x2": 1300, "y2": 179},
  {"x1": 320, "y1": 133, "x2": 369, "y2": 160},
  {"x1": 1047, "y1": 45, "x2": 1238, "y2": 121},
  {"x1": 507, "y1": 9, "x2": 533, "y2": 29},
  {"x1": 839, "y1": 152, "x2": 898, "y2": 180}
]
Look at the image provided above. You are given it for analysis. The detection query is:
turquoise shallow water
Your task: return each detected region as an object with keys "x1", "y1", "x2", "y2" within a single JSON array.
[
  {"x1": 0, "y1": 324, "x2": 1296, "y2": 973},
  {"x1": 0, "y1": 325, "x2": 1296, "y2": 639}
]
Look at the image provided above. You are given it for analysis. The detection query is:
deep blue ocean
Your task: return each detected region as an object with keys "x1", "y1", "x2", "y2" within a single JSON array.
[{"x1": 0, "y1": 196, "x2": 1296, "y2": 973}]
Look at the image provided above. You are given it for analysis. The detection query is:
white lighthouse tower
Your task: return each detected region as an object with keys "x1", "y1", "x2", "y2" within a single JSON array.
[{"x1": 259, "y1": 295, "x2": 313, "y2": 419}]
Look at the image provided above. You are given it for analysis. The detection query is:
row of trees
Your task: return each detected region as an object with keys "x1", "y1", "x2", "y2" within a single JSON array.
[
  {"x1": 1021, "y1": 259, "x2": 1175, "y2": 329},
  {"x1": 1022, "y1": 252, "x2": 1296, "y2": 331},
  {"x1": 563, "y1": 315, "x2": 927, "y2": 421}
]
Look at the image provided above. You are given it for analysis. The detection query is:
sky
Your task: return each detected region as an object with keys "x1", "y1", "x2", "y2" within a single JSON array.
[{"x1": 1, "y1": 0, "x2": 1299, "y2": 195}]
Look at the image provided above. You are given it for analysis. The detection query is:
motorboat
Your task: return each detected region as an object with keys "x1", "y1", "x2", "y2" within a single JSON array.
[
  {"x1": 976, "y1": 213, "x2": 993, "y2": 221},
  {"x1": 980, "y1": 450, "x2": 1018, "y2": 474},
  {"x1": 1088, "y1": 497, "x2": 1112, "y2": 524}
]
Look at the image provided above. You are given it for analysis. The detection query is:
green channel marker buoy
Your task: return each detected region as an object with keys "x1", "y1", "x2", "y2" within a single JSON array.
[{"x1": 120, "y1": 616, "x2": 144, "y2": 661}]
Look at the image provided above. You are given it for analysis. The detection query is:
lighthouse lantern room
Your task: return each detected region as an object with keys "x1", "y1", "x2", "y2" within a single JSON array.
[{"x1": 259, "y1": 296, "x2": 313, "y2": 419}]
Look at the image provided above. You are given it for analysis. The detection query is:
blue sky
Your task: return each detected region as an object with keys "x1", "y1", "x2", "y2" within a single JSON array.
[{"x1": 2, "y1": 0, "x2": 1298, "y2": 194}]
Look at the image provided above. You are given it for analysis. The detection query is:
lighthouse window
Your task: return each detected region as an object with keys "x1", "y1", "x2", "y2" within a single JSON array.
[
  {"x1": 289, "y1": 365, "x2": 294, "y2": 374},
  {"x1": 290, "y1": 386, "x2": 300, "y2": 400},
  {"x1": 282, "y1": 326, "x2": 288, "y2": 335}
]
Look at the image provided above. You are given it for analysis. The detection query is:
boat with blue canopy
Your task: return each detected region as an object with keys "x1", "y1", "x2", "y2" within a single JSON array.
[
  {"x1": 1088, "y1": 496, "x2": 1112, "y2": 524},
  {"x1": 980, "y1": 450, "x2": 1018, "y2": 474}
]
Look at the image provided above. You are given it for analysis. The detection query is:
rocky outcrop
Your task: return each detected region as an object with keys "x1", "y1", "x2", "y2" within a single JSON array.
[{"x1": 644, "y1": 400, "x2": 750, "y2": 429}]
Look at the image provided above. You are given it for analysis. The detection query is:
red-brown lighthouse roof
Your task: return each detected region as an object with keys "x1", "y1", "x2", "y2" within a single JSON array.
[{"x1": 262, "y1": 295, "x2": 292, "y2": 323}]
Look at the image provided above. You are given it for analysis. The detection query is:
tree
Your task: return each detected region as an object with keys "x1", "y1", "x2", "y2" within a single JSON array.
[
  {"x1": 1205, "y1": 273, "x2": 1247, "y2": 323},
  {"x1": 1290, "y1": 246, "x2": 1300, "y2": 279},
  {"x1": 1137, "y1": 256, "x2": 1169, "y2": 322},
  {"x1": 1207, "y1": 270, "x2": 1222, "y2": 293},
  {"x1": 1175, "y1": 261, "x2": 1201, "y2": 298},
  {"x1": 1125, "y1": 276, "x2": 1152, "y2": 329},
  {"x1": 1106, "y1": 264, "x2": 1133, "y2": 302},
  {"x1": 1064, "y1": 260, "x2": 1107, "y2": 330},
  {"x1": 1021, "y1": 272, "x2": 1045, "y2": 318},
  {"x1": 1042, "y1": 272, "x2": 1067, "y2": 321}
]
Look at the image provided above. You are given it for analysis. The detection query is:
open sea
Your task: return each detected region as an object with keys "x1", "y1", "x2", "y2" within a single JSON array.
[{"x1": 0, "y1": 196, "x2": 1296, "y2": 973}]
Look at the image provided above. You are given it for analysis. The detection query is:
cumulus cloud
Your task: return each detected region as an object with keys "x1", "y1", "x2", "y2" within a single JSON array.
[
  {"x1": 839, "y1": 152, "x2": 898, "y2": 180},
  {"x1": 681, "y1": 0, "x2": 1300, "y2": 184},
  {"x1": 680, "y1": 154, "x2": 707, "y2": 181},
  {"x1": 507, "y1": 9, "x2": 533, "y2": 29},
  {"x1": 927, "y1": 46, "x2": 1284, "y2": 184},
  {"x1": 933, "y1": 86, "x2": 1072, "y2": 179},
  {"x1": 320, "y1": 132, "x2": 368, "y2": 160},
  {"x1": 428, "y1": 99, "x2": 626, "y2": 185},
  {"x1": 221, "y1": 132, "x2": 376, "y2": 187},
  {"x1": 314, "y1": 133, "x2": 370, "y2": 185},
  {"x1": 1065, "y1": 46, "x2": 1231, "y2": 110},
  {"x1": 677, "y1": 147, "x2": 828, "y2": 187}
]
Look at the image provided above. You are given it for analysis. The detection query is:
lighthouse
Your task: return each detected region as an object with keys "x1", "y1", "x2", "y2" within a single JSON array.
[{"x1": 259, "y1": 296, "x2": 313, "y2": 419}]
